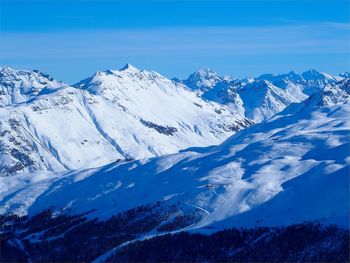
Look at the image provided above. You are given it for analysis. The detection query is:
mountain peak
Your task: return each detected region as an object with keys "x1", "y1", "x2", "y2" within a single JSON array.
[
  {"x1": 197, "y1": 67, "x2": 217, "y2": 75},
  {"x1": 0, "y1": 65, "x2": 14, "y2": 73},
  {"x1": 301, "y1": 69, "x2": 323, "y2": 79},
  {"x1": 120, "y1": 63, "x2": 140, "y2": 73},
  {"x1": 190, "y1": 68, "x2": 220, "y2": 80},
  {"x1": 0, "y1": 66, "x2": 27, "y2": 77},
  {"x1": 0, "y1": 66, "x2": 63, "y2": 106},
  {"x1": 90, "y1": 64, "x2": 141, "y2": 78},
  {"x1": 0, "y1": 66, "x2": 56, "y2": 82},
  {"x1": 287, "y1": 70, "x2": 300, "y2": 76},
  {"x1": 184, "y1": 68, "x2": 222, "y2": 90},
  {"x1": 257, "y1": 71, "x2": 303, "y2": 83},
  {"x1": 304, "y1": 69, "x2": 319, "y2": 74},
  {"x1": 303, "y1": 78, "x2": 350, "y2": 107},
  {"x1": 339, "y1": 72, "x2": 350, "y2": 78},
  {"x1": 301, "y1": 69, "x2": 342, "y2": 83}
]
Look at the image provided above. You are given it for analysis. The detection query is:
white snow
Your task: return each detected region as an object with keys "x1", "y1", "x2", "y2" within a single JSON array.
[
  {"x1": 180, "y1": 68, "x2": 343, "y2": 123},
  {"x1": 1, "y1": 84, "x2": 349, "y2": 230},
  {"x1": 0, "y1": 65, "x2": 250, "y2": 175},
  {"x1": 0, "y1": 66, "x2": 63, "y2": 106}
]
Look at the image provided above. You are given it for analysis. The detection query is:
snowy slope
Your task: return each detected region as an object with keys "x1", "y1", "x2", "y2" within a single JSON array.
[
  {"x1": 0, "y1": 65, "x2": 251, "y2": 175},
  {"x1": 0, "y1": 66, "x2": 64, "y2": 107},
  {"x1": 234, "y1": 80, "x2": 300, "y2": 122},
  {"x1": 1, "y1": 82, "x2": 349, "y2": 231}
]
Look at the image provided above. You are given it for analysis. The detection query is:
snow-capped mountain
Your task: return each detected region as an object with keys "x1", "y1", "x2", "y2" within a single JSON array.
[
  {"x1": 1, "y1": 65, "x2": 347, "y2": 176},
  {"x1": 0, "y1": 66, "x2": 64, "y2": 107},
  {"x1": 1, "y1": 67, "x2": 349, "y2": 262},
  {"x1": 256, "y1": 69, "x2": 343, "y2": 96},
  {"x1": 180, "y1": 70, "x2": 297, "y2": 122},
  {"x1": 339, "y1": 72, "x2": 350, "y2": 78},
  {"x1": 180, "y1": 68, "x2": 346, "y2": 122},
  {"x1": 1, "y1": 81, "x2": 349, "y2": 230},
  {"x1": 0, "y1": 65, "x2": 251, "y2": 176},
  {"x1": 308, "y1": 78, "x2": 350, "y2": 106},
  {"x1": 179, "y1": 68, "x2": 235, "y2": 103},
  {"x1": 182, "y1": 68, "x2": 233, "y2": 92},
  {"x1": 233, "y1": 80, "x2": 300, "y2": 122}
]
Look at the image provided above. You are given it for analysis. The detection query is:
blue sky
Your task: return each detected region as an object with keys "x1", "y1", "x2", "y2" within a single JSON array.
[{"x1": 0, "y1": 0, "x2": 349, "y2": 83}]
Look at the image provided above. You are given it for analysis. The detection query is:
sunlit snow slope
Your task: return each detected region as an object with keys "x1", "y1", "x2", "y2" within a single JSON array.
[
  {"x1": 1, "y1": 80, "x2": 349, "y2": 229},
  {"x1": 0, "y1": 65, "x2": 250, "y2": 175}
]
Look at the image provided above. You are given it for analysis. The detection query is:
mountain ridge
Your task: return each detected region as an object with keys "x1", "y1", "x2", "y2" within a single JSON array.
[
  {"x1": 0, "y1": 65, "x2": 252, "y2": 176},
  {"x1": 0, "y1": 65, "x2": 348, "y2": 176},
  {"x1": 1, "y1": 82, "x2": 349, "y2": 229},
  {"x1": 0, "y1": 66, "x2": 349, "y2": 261}
]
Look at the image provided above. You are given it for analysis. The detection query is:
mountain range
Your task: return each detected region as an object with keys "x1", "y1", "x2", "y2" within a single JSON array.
[
  {"x1": 0, "y1": 65, "x2": 252, "y2": 176},
  {"x1": 0, "y1": 65, "x2": 349, "y2": 262},
  {"x1": 2, "y1": 77, "x2": 349, "y2": 222},
  {"x1": 0, "y1": 65, "x2": 347, "y2": 176}
]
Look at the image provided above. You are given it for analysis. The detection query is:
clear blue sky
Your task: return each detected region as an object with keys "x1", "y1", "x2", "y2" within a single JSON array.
[{"x1": 0, "y1": 0, "x2": 349, "y2": 83}]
